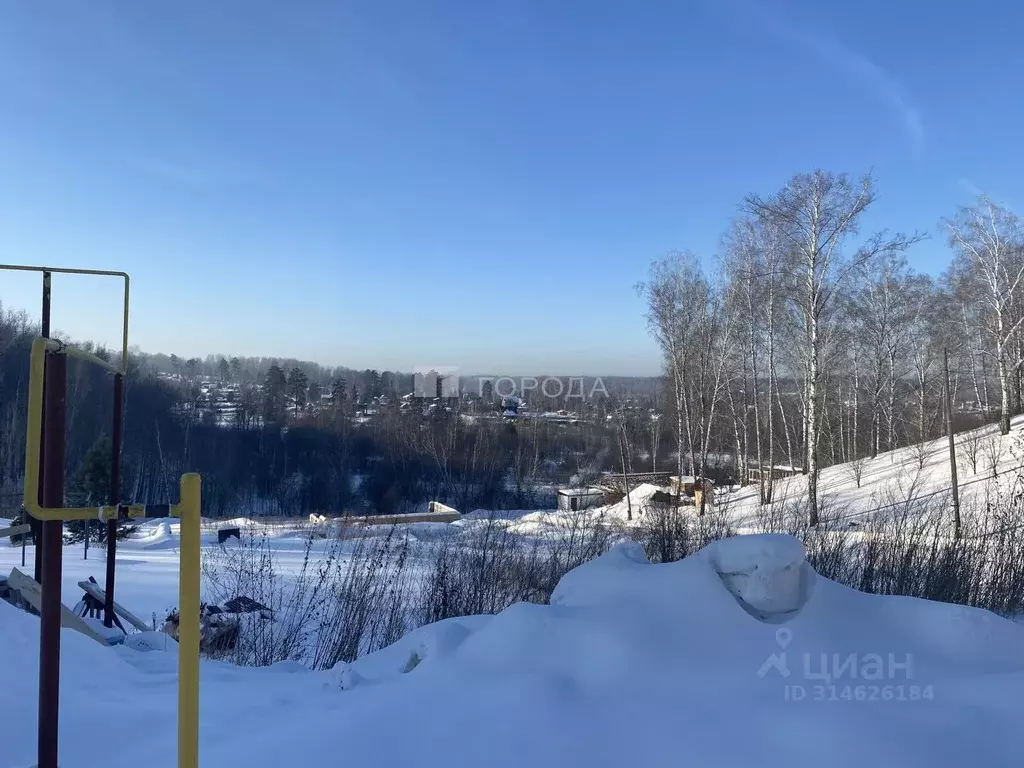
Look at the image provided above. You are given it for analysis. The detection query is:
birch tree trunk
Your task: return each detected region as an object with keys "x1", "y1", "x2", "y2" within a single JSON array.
[{"x1": 888, "y1": 349, "x2": 898, "y2": 451}]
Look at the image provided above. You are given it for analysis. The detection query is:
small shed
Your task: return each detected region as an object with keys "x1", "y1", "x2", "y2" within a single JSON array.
[{"x1": 557, "y1": 487, "x2": 606, "y2": 512}]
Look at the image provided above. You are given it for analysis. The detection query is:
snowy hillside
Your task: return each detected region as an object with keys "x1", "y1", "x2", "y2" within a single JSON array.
[
  {"x1": 722, "y1": 415, "x2": 1024, "y2": 530},
  {"x1": 2, "y1": 535, "x2": 1022, "y2": 767}
]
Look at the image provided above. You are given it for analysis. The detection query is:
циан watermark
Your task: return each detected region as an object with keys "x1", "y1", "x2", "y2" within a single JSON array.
[{"x1": 758, "y1": 627, "x2": 934, "y2": 703}]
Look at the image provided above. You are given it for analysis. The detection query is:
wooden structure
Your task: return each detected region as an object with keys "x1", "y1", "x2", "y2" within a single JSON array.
[
  {"x1": 5, "y1": 568, "x2": 121, "y2": 646},
  {"x1": 75, "y1": 577, "x2": 151, "y2": 633},
  {"x1": 745, "y1": 465, "x2": 802, "y2": 484},
  {"x1": 669, "y1": 475, "x2": 698, "y2": 494},
  {"x1": 556, "y1": 487, "x2": 606, "y2": 512},
  {"x1": 0, "y1": 523, "x2": 30, "y2": 540},
  {"x1": 599, "y1": 471, "x2": 673, "y2": 494},
  {"x1": 694, "y1": 481, "x2": 714, "y2": 510},
  {"x1": 669, "y1": 475, "x2": 715, "y2": 507}
]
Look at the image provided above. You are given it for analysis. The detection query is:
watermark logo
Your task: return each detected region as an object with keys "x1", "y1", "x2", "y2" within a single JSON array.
[
  {"x1": 757, "y1": 627, "x2": 793, "y2": 678},
  {"x1": 758, "y1": 627, "x2": 934, "y2": 703},
  {"x1": 480, "y1": 376, "x2": 609, "y2": 401},
  {"x1": 412, "y1": 368, "x2": 612, "y2": 401}
]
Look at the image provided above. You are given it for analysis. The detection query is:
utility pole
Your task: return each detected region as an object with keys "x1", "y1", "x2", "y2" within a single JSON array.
[{"x1": 944, "y1": 347, "x2": 962, "y2": 540}]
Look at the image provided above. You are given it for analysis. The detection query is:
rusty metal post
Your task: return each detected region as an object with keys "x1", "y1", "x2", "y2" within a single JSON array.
[
  {"x1": 104, "y1": 372, "x2": 124, "y2": 627},
  {"x1": 33, "y1": 270, "x2": 52, "y2": 584},
  {"x1": 38, "y1": 351, "x2": 66, "y2": 768}
]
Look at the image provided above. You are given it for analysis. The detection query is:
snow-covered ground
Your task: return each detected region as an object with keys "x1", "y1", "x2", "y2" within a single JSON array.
[
  {"x1": 3, "y1": 418, "x2": 1023, "y2": 765},
  {"x1": 720, "y1": 415, "x2": 1024, "y2": 530},
  {"x1": 0, "y1": 517, "x2": 454, "y2": 627},
  {"x1": 3, "y1": 534, "x2": 1022, "y2": 767},
  {"x1": 3, "y1": 414, "x2": 1019, "y2": 626}
]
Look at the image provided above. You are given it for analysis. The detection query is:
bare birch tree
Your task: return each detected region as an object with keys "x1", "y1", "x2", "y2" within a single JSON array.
[
  {"x1": 746, "y1": 170, "x2": 921, "y2": 525},
  {"x1": 944, "y1": 197, "x2": 1024, "y2": 435}
]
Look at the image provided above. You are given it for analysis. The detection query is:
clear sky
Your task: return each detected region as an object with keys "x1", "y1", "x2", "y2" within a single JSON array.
[{"x1": 0, "y1": 1, "x2": 1020, "y2": 375}]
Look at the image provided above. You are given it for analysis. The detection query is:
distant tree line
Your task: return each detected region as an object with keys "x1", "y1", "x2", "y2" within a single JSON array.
[{"x1": 0, "y1": 308, "x2": 686, "y2": 520}]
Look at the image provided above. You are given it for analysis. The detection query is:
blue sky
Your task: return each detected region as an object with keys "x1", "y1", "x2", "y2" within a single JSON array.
[{"x1": 0, "y1": 0, "x2": 1021, "y2": 375}]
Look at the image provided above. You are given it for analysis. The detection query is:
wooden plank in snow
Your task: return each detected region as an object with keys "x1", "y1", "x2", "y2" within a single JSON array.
[
  {"x1": 77, "y1": 579, "x2": 151, "y2": 632},
  {"x1": 6, "y1": 568, "x2": 119, "y2": 645},
  {"x1": 0, "y1": 524, "x2": 30, "y2": 540}
]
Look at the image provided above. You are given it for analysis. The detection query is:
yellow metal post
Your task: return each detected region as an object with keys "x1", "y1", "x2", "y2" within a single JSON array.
[{"x1": 175, "y1": 473, "x2": 201, "y2": 768}]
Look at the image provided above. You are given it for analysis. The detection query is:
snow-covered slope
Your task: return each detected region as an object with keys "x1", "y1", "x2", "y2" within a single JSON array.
[
  {"x1": 722, "y1": 414, "x2": 1024, "y2": 529},
  {"x1": 2, "y1": 535, "x2": 1021, "y2": 767}
]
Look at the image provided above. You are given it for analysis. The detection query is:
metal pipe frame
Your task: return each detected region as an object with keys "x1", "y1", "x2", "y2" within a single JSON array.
[
  {"x1": 19, "y1": 338, "x2": 202, "y2": 768},
  {"x1": 1, "y1": 264, "x2": 129, "y2": 583},
  {"x1": 23, "y1": 339, "x2": 141, "y2": 521},
  {"x1": 0, "y1": 263, "x2": 130, "y2": 371}
]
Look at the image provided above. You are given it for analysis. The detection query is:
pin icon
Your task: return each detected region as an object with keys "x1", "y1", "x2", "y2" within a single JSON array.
[{"x1": 757, "y1": 627, "x2": 793, "y2": 678}]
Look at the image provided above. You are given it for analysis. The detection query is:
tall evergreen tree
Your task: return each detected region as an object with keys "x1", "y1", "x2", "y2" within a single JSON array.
[
  {"x1": 264, "y1": 364, "x2": 287, "y2": 423},
  {"x1": 288, "y1": 367, "x2": 309, "y2": 416}
]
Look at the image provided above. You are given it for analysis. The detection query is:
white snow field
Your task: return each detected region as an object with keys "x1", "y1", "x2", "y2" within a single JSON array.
[
  {"x1": 3, "y1": 417, "x2": 1024, "y2": 766},
  {"x1": 2, "y1": 534, "x2": 1023, "y2": 767},
  {"x1": 719, "y1": 414, "x2": 1024, "y2": 530},
  {"x1": 5, "y1": 411, "x2": 1016, "y2": 629}
]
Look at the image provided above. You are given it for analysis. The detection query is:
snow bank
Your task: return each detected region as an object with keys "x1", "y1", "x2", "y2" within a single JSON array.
[
  {"x1": 709, "y1": 534, "x2": 811, "y2": 621},
  {"x1": 126, "y1": 519, "x2": 179, "y2": 549},
  {"x1": 599, "y1": 482, "x2": 663, "y2": 519},
  {"x1": 1, "y1": 535, "x2": 1022, "y2": 767}
]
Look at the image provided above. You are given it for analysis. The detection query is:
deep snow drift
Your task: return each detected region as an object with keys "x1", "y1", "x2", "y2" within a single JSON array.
[{"x1": 2, "y1": 534, "x2": 1022, "y2": 767}]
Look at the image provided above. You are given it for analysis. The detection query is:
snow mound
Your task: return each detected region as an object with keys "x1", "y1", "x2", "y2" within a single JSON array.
[
  {"x1": 124, "y1": 631, "x2": 178, "y2": 654},
  {"x1": 709, "y1": 534, "x2": 812, "y2": 621},
  {"x1": 127, "y1": 519, "x2": 178, "y2": 549},
  {"x1": 2, "y1": 535, "x2": 1022, "y2": 767},
  {"x1": 599, "y1": 482, "x2": 664, "y2": 519}
]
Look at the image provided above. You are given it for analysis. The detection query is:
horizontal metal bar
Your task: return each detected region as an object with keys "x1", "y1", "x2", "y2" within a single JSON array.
[
  {"x1": 25, "y1": 503, "x2": 174, "y2": 522},
  {"x1": 129, "y1": 503, "x2": 170, "y2": 519},
  {"x1": 26, "y1": 507, "x2": 117, "y2": 522},
  {"x1": 0, "y1": 263, "x2": 129, "y2": 279}
]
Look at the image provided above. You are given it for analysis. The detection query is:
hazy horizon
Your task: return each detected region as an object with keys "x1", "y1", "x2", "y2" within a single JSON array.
[{"x1": 0, "y1": 291, "x2": 664, "y2": 377}]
